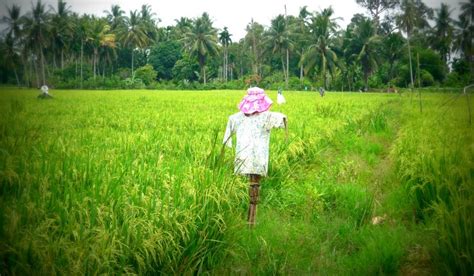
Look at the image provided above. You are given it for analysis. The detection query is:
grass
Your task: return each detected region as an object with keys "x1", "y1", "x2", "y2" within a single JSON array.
[{"x1": 0, "y1": 88, "x2": 472, "y2": 274}]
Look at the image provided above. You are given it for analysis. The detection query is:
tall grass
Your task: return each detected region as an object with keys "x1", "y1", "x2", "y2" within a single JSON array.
[
  {"x1": 0, "y1": 89, "x2": 471, "y2": 274},
  {"x1": 392, "y1": 93, "x2": 474, "y2": 274}
]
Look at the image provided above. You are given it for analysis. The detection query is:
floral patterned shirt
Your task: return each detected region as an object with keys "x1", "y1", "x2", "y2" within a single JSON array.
[{"x1": 223, "y1": 111, "x2": 287, "y2": 176}]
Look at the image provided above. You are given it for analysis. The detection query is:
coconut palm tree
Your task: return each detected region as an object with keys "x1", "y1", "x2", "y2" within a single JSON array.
[
  {"x1": 350, "y1": 17, "x2": 382, "y2": 90},
  {"x1": 266, "y1": 14, "x2": 292, "y2": 87},
  {"x1": 293, "y1": 6, "x2": 311, "y2": 81},
  {"x1": 140, "y1": 4, "x2": 159, "y2": 42},
  {"x1": 396, "y1": 0, "x2": 433, "y2": 89},
  {"x1": 460, "y1": 0, "x2": 474, "y2": 23},
  {"x1": 219, "y1": 27, "x2": 232, "y2": 82},
  {"x1": 457, "y1": 0, "x2": 474, "y2": 75},
  {"x1": 182, "y1": 13, "x2": 219, "y2": 84},
  {"x1": 117, "y1": 10, "x2": 149, "y2": 79},
  {"x1": 173, "y1": 17, "x2": 192, "y2": 40},
  {"x1": 104, "y1": 4, "x2": 125, "y2": 31},
  {"x1": 431, "y1": 3, "x2": 454, "y2": 65},
  {"x1": 2, "y1": 4, "x2": 23, "y2": 86},
  {"x1": 87, "y1": 17, "x2": 115, "y2": 79},
  {"x1": 2, "y1": 4, "x2": 22, "y2": 40},
  {"x1": 244, "y1": 19, "x2": 265, "y2": 77},
  {"x1": 302, "y1": 7, "x2": 340, "y2": 90},
  {"x1": 50, "y1": 0, "x2": 73, "y2": 69},
  {"x1": 356, "y1": 0, "x2": 399, "y2": 33},
  {"x1": 23, "y1": 0, "x2": 50, "y2": 86}
]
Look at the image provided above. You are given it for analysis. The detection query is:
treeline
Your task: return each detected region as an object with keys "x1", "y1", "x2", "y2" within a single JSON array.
[{"x1": 0, "y1": 0, "x2": 472, "y2": 91}]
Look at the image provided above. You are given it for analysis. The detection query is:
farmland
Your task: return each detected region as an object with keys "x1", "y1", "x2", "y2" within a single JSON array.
[{"x1": 0, "y1": 88, "x2": 472, "y2": 274}]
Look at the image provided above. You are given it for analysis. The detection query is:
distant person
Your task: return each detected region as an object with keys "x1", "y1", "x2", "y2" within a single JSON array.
[
  {"x1": 223, "y1": 87, "x2": 288, "y2": 226},
  {"x1": 38, "y1": 84, "x2": 53, "y2": 99},
  {"x1": 319, "y1": 87, "x2": 325, "y2": 97},
  {"x1": 277, "y1": 87, "x2": 286, "y2": 104}
]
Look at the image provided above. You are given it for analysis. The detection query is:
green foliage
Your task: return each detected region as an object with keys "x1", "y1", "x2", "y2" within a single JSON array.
[
  {"x1": 392, "y1": 95, "x2": 473, "y2": 273},
  {"x1": 172, "y1": 55, "x2": 200, "y2": 82},
  {"x1": 134, "y1": 64, "x2": 157, "y2": 85},
  {"x1": 149, "y1": 41, "x2": 182, "y2": 80}
]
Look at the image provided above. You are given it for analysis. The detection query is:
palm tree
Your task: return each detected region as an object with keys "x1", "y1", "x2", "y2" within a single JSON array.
[
  {"x1": 219, "y1": 27, "x2": 232, "y2": 82},
  {"x1": 294, "y1": 6, "x2": 311, "y2": 81},
  {"x1": 117, "y1": 10, "x2": 149, "y2": 79},
  {"x1": 457, "y1": 0, "x2": 474, "y2": 76},
  {"x1": 396, "y1": 0, "x2": 433, "y2": 89},
  {"x1": 140, "y1": 4, "x2": 159, "y2": 42},
  {"x1": 2, "y1": 4, "x2": 23, "y2": 86},
  {"x1": 50, "y1": 0, "x2": 73, "y2": 69},
  {"x1": 266, "y1": 14, "x2": 292, "y2": 87},
  {"x1": 173, "y1": 17, "x2": 192, "y2": 40},
  {"x1": 356, "y1": 0, "x2": 399, "y2": 33},
  {"x1": 350, "y1": 17, "x2": 382, "y2": 90},
  {"x1": 460, "y1": 0, "x2": 474, "y2": 23},
  {"x1": 2, "y1": 4, "x2": 22, "y2": 40},
  {"x1": 23, "y1": 0, "x2": 50, "y2": 86},
  {"x1": 182, "y1": 13, "x2": 219, "y2": 84},
  {"x1": 76, "y1": 15, "x2": 91, "y2": 88},
  {"x1": 87, "y1": 17, "x2": 115, "y2": 79},
  {"x1": 382, "y1": 32, "x2": 405, "y2": 82},
  {"x1": 244, "y1": 19, "x2": 265, "y2": 77},
  {"x1": 302, "y1": 7, "x2": 340, "y2": 90},
  {"x1": 432, "y1": 3, "x2": 454, "y2": 65},
  {"x1": 104, "y1": 4, "x2": 125, "y2": 31}
]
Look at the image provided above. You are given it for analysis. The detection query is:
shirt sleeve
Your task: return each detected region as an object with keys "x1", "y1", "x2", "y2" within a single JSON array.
[
  {"x1": 223, "y1": 117, "x2": 234, "y2": 148},
  {"x1": 267, "y1": 112, "x2": 287, "y2": 129}
]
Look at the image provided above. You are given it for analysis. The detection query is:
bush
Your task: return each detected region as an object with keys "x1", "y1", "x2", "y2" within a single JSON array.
[
  {"x1": 134, "y1": 64, "x2": 158, "y2": 85},
  {"x1": 419, "y1": 70, "x2": 434, "y2": 87}
]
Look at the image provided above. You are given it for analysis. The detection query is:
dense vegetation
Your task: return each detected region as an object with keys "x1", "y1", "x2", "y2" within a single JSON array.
[
  {"x1": 0, "y1": 0, "x2": 472, "y2": 90},
  {"x1": 0, "y1": 88, "x2": 472, "y2": 274}
]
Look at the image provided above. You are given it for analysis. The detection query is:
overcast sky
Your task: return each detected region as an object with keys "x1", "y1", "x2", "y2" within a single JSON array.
[{"x1": 0, "y1": 0, "x2": 464, "y2": 40}]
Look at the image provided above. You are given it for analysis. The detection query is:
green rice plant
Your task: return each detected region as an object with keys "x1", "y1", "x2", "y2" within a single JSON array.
[
  {"x1": 343, "y1": 225, "x2": 410, "y2": 275},
  {"x1": 391, "y1": 93, "x2": 474, "y2": 273},
  {"x1": 1, "y1": 89, "x2": 468, "y2": 274}
]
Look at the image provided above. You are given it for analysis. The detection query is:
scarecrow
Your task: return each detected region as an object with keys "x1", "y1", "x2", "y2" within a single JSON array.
[
  {"x1": 223, "y1": 87, "x2": 288, "y2": 226},
  {"x1": 38, "y1": 84, "x2": 53, "y2": 99},
  {"x1": 277, "y1": 87, "x2": 286, "y2": 104}
]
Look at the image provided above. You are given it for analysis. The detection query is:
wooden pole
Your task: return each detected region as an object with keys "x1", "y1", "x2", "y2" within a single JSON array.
[{"x1": 248, "y1": 174, "x2": 261, "y2": 227}]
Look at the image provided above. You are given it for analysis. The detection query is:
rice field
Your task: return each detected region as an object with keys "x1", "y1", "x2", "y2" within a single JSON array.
[{"x1": 0, "y1": 88, "x2": 472, "y2": 274}]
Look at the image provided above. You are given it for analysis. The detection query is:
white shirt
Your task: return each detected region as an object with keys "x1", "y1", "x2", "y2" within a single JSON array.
[{"x1": 223, "y1": 111, "x2": 286, "y2": 176}]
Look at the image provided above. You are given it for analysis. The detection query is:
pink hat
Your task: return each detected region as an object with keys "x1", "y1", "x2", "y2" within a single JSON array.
[{"x1": 238, "y1": 87, "x2": 273, "y2": 114}]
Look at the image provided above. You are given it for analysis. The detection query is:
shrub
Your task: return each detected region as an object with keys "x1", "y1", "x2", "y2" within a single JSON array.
[{"x1": 134, "y1": 64, "x2": 158, "y2": 85}]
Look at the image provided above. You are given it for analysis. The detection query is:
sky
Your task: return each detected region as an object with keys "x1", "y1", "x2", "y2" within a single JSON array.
[{"x1": 0, "y1": 0, "x2": 464, "y2": 40}]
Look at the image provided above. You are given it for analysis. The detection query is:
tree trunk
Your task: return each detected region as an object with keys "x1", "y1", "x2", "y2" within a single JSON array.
[
  {"x1": 131, "y1": 50, "x2": 134, "y2": 80},
  {"x1": 13, "y1": 67, "x2": 20, "y2": 87},
  {"x1": 286, "y1": 48, "x2": 289, "y2": 89},
  {"x1": 281, "y1": 55, "x2": 286, "y2": 86},
  {"x1": 39, "y1": 46, "x2": 46, "y2": 85},
  {"x1": 33, "y1": 57, "x2": 40, "y2": 88},
  {"x1": 300, "y1": 50, "x2": 304, "y2": 82},
  {"x1": 417, "y1": 51, "x2": 422, "y2": 113},
  {"x1": 407, "y1": 34, "x2": 414, "y2": 90},
  {"x1": 21, "y1": 55, "x2": 30, "y2": 87},
  {"x1": 80, "y1": 39, "x2": 84, "y2": 89},
  {"x1": 322, "y1": 55, "x2": 327, "y2": 90},
  {"x1": 364, "y1": 71, "x2": 369, "y2": 91},
  {"x1": 61, "y1": 49, "x2": 64, "y2": 70},
  {"x1": 93, "y1": 48, "x2": 97, "y2": 80},
  {"x1": 223, "y1": 49, "x2": 226, "y2": 81}
]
